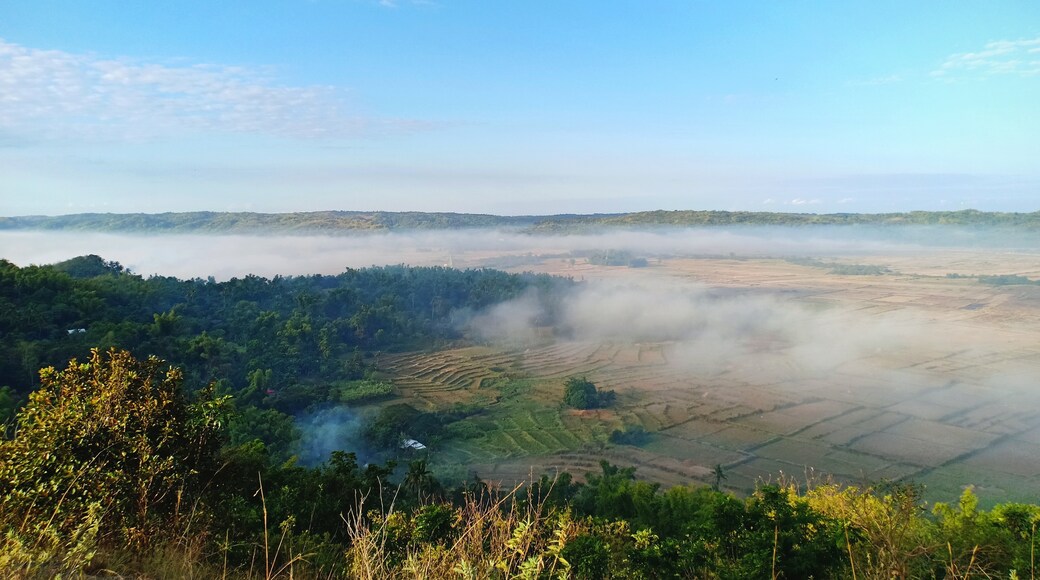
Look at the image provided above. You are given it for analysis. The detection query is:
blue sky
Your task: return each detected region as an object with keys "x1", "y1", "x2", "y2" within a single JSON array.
[{"x1": 1, "y1": 1, "x2": 1038, "y2": 216}]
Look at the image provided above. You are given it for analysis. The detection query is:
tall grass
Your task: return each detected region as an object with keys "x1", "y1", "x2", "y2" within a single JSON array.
[{"x1": 344, "y1": 481, "x2": 578, "y2": 579}]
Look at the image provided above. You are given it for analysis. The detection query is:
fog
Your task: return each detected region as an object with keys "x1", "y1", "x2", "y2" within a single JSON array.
[
  {"x1": 3, "y1": 226, "x2": 1035, "y2": 400},
  {"x1": 458, "y1": 264, "x2": 1040, "y2": 500},
  {"x1": 464, "y1": 279, "x2": 937, "y2": 381},
  {"x1": 2, "y1": 226, "x2": 1035, "y2": 281}
]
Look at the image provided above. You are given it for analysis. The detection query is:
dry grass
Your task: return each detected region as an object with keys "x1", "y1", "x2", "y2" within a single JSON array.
[
  {"x1": 0, "y1": 476, "x2": 324, "y2": 580},
  {"x1": 344, "y1": 482, "x2": 580, "y2": 579}
]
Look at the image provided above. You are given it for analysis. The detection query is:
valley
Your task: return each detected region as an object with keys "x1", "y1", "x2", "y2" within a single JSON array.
[{"x1": 376, "y1": 250, "x2": 1040, "y2": 503}]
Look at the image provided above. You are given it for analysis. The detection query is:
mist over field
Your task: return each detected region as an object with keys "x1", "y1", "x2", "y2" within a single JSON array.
[
  {"x1": 464, "y1": 279, "x2": 944, "y2": 386},
  {"x1": 3, "y1": 226, "x2": 1037, "y2": 281}
]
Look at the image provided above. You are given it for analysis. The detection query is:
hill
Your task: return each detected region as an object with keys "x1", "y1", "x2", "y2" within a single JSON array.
[{"x1": 2, "y1": 208, "x2": 1039, "y2": 234}]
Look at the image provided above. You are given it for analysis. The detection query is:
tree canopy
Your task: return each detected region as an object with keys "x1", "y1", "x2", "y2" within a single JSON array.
[
  {"x1": 563, "y1": 376, "x2": 616, "y2": 409},
  {"x1": 0, "y1": 348, "x2": 229, "y2": 546}
]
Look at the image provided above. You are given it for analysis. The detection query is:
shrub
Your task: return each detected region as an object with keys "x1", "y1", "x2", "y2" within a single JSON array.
[
  {"x1": 979, "y1": 274, "x2": 1037, "y2": 286},
  {"x1": 609, "y1": 425, "x2": 650, "y2": 446},
  {"x1": 0, "y1": 348, "x2": 229, "y2": 549},
  {"x1": 335, "y1": 379, "x2": 394, "y2": 404},
  {"x1": 564, "y1": 376, "x2": 615, "y2": 409},
  {"x1": 560, "y1": 533, "x2": 609, "y2": 578}
]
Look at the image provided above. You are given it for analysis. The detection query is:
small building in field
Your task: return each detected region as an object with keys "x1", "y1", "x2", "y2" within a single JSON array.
[{"x1": 401, "y1": 439, "x2": 427, "y2": 450}]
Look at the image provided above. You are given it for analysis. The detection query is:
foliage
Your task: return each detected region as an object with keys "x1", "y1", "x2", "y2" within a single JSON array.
[
  {"x1": 827, "y1": 263, "x2": 891, "y2": 275},
  {"x1": 0, "y1": 385, "x2": 16, "y2": 426},
  {"x1": 0, "y1": 258, "x2": 566, "y2": 411},
  {"x1": 363, "y1": 404, "x2": 423, "y2": 448},
  {"x1": 979, "y1": 274, "x2": 1038, "y2": 286},
  {"x1": 344, "y1": 484, "x2": 576, "y2": 580},
  {"x1": 4, "y1": 354, "x2": 1040, "y2": 580},
  {"x1": 932, "y1": 487, "x2": 1040, "y2": 578},
  {"x1": 49, "y1": 254, "x2": 128, "y2": 278},
  {"x1": 0, "y1": 348, "x2": 229, "y2": 561},
  {"x1": 227, "y1": 405, "x2": 301, "y2": 462},
  {"x1": 786, "y1": 257, "x2": 892, "y2": 275},
  {"x1": 563, "y1": 376, "x2": 616, "y2": 409},
  {"x1": 335, "y1": 379, "x2": 394, "y2": 404},
  {"x1": 559, "y1": 533, "x2": 609, "y2": 578},
  {"x1": 581, "y1": 249, "x2": 651, "y2": 268},
  {"x1": 609, "y1": 424, "x2": 650, "y2": 446}
]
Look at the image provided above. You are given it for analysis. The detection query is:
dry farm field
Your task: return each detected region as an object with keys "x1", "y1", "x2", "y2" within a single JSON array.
[{"x1": 377, "y1": 247, "x2": 1040, "y2": 504}]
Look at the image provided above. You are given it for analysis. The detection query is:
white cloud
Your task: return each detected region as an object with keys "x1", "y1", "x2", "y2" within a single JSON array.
[
  {"x1": 785, "y1": 198, "x2": 821, "y2": 206},
  {"x1": 932, "y1": 37, "x2": 1040, "y2": 78},
  {"x1": 0, "y1": 38, "x2": 430, "y2": 142}
]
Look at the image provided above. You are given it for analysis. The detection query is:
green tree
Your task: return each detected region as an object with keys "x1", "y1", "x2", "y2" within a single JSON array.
[
  {"x1": 711, "y1": 463, "x2": 727, "y2": 492},
  {"x1": 0, "y1": 348, "x2": 230, "y2": 547},
  {"x1": 563, "y1": 376, "x2": 596, "y2": 409},
  {"x1": 564, "y1": 376, "x2": 615, "y2": 409},
  {"x1": 561, "y1": 534, "x2": 610, "y2": 578},
  {"x1": 404, "y1": 459, "x2": 438, "y2": 500},
  {"x1": 0, "y1": 386, "x2": 16, "y2": 425}
]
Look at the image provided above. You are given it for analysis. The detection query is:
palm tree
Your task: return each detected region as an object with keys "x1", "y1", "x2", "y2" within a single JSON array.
[
  {"x1": 405, "y1": 459, "x2": 434, "y2": 499},
  {"x1": 711, "y1": 463, "x2": 728, "y2": 492}
]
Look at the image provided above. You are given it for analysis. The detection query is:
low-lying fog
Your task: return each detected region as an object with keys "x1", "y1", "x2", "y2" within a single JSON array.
[
  {"x1": 1, "y1": 226, "x2": 1035, "y2": 280},
  {"x1": 464, "y1": 281, "x2": 926, "y2": 379}
]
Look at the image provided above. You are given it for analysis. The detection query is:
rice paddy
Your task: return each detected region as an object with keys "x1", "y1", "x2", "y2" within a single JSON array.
[{"x1": 375, "y1": 251, "x2": 1040, "y2": 504}]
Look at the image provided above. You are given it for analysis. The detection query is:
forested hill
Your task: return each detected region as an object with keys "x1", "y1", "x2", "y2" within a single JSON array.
[
  {"x1": 0, "y1": 210, "x2": 546, "y2": 233},
  {"x1": 2, "y1": 208, "x2": 1039, "y2": 234},
  {"x1": 0, "y1": 256, "x2": 566, "y2": 409}
]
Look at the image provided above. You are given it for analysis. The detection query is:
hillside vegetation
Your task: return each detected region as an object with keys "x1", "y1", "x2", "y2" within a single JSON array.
[
  {"x1": 2, "y1": 208, "x2": 1040, "y2": 234},
  {"x1": 2, "y1": 350, "x2": 1038, "y2": 578},
  {"x1": 2, "y1": 256, "x2": 1040, "y2": 577}
]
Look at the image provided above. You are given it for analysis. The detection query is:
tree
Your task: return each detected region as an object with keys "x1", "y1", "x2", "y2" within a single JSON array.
[
  {"x1": 404, "y1": 458, "x2": 438, "y2": 500},
  {"x1": 0, "y1": 386, "x2": 16, "y2": 425},
  {"x1": 563, "y1": 376, "x2": 615, "y2": 409},
  {"x1": 609, "y1": 425, "x2": 649, "y2": 446},
  {"x1": 0, "y1": 348, "x2": 230, "y2": 547},
  {"x1": 711, "y1": 464, "x2": 727, "y2": 492}
]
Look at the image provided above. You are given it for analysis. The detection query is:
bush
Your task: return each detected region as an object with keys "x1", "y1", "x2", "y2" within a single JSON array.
[
  {"x1": 412, "y1": 503, "x2": 457, "y2": 544},
  {"x1": 0, "y1": 348, "x2": 229, "y2": 548},
  {"x1": 335, "y1": 379, "x2": 394, "y2": 404},
  {"x1": 561, "y1": 533, "x2": 610, "y2": 578},
  {"x1": 363, "y1": 403, "x2": 421, "y2": 448},
  {"x1": 564, "y1": 376, "x2": 615, "y2": 409},
  {"x1": 609, "y1": 425, "x2": 650, "y2": 446},
  {"x1": 0, "y1": 386, "x2": 16, "y2": 426},
  {"x1": 979, "y1": 274, "x2": 1037, "y2": 286}
]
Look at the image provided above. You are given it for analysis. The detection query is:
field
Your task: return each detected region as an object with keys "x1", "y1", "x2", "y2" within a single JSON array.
[{"x1": 380, "y1": 246, "x2": 1040, "y2": 503}]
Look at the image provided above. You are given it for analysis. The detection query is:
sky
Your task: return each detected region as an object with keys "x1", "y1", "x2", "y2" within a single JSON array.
[{"x1": 1, "y1": 1, "x2": 1038, "y2": 216}]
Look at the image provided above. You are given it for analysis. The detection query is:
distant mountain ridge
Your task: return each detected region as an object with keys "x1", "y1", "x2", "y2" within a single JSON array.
[{"x1": 1, "y1": 208, "x2": 1038, "y2": 233}]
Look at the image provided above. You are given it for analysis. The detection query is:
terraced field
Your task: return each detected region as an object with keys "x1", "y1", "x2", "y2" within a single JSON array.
[{"x1": 378, "y1": 252, "x2": 1040, "y2": 504}]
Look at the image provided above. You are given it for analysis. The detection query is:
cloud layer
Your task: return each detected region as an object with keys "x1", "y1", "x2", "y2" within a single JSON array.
[
  {"x1": 3, "y1": 226, "x2": 1037, "y2": 282},
  {"x1": 0, "y1": 39, "x2": 426, "y2": 141}
]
